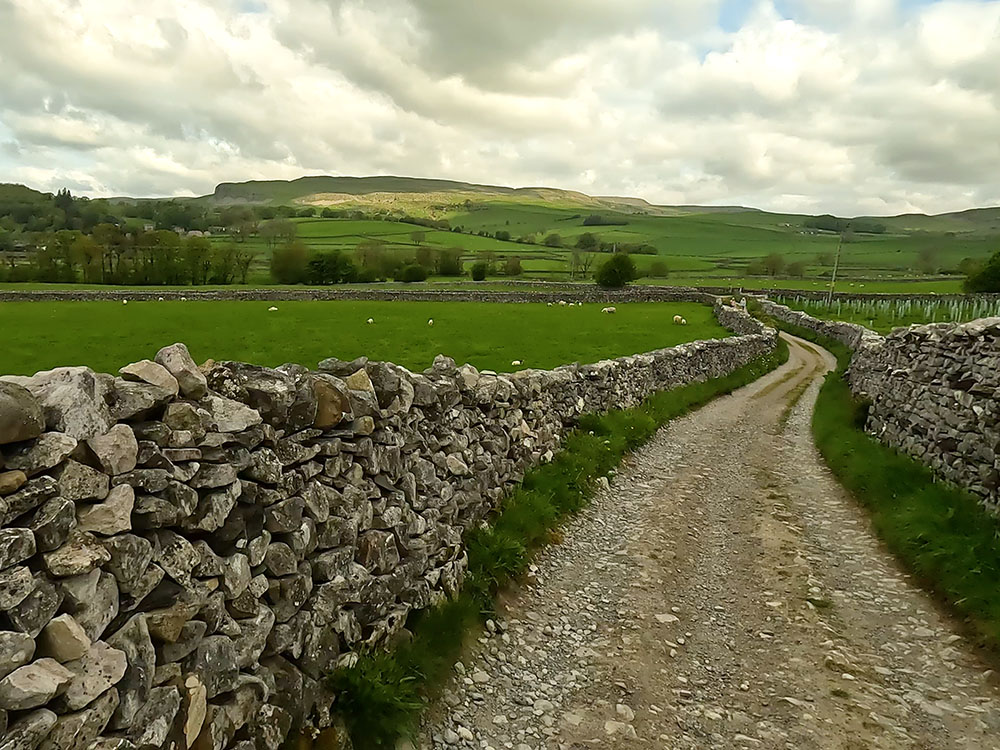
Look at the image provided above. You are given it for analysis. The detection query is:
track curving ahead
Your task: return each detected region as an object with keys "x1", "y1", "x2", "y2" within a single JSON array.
[{"x1": 419, "y1": 334, "x2": 1000, "y2": 750}]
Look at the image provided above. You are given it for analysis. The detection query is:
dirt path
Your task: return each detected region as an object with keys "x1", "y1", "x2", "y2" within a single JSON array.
[{"x1": 417, "y1": 334, "x2": 1000, "y2": 750}]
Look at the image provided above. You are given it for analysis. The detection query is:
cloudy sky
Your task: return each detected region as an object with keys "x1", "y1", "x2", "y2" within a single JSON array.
[{"x1": 1, "y1": 0, "x2": 998, "y2": 215}]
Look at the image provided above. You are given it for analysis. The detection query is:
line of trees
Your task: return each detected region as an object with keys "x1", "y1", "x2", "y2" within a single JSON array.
[
  {"x1": 746, "y1": 253, "x2": 807, "y2": 278},
  {"x1": 0, "y1": 225, "x2": 253, "y2": 285},
  {"x1": 804, "y1": 215, "x2": 886, "y2": 234},
  {"x1": 271, "y1": 240, "x2": 469, "y2": 285}
]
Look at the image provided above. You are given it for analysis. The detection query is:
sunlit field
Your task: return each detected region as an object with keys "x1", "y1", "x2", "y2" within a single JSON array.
[{"x1": 0, "y1": 300, "x2": 727, "y2": 376}]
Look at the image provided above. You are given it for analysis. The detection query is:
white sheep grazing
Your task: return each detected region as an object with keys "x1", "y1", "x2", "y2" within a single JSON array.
[
  {"x1": 158, "y1": 296, "x2": 165, "y2": 302},
  {"x1": 546, "y1": 302, "x2": 553, "y2": 307},
  {"x1": 268, "y1": 306, "x2": 278, "y2": 312},
  {"x1": 673, "y1": 314, "x2": 683, "y2": 324},
  {"x1": 602, "y1": 306, "x2": 617, "y2": 314},
  {"x1": 681, "y1": 317, "x2": 688, "y2": 325},
  {"x1": 511, "y1": 360, "x2": 522, "y2": 366},
  {"x1": 427, "y1": 319, "x2": 434, "y2": 326},
  {"x1": 558, "y1": 300, "x2": 568, "y2": 306},
  {"x1": 366, "y1": 318, "x2": 374, "y2": 324}
]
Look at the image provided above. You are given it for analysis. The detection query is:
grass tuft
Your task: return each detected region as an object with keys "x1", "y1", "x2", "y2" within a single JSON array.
[{"x1": 327, "y1": 339, "x2": 788, "y2": 748}]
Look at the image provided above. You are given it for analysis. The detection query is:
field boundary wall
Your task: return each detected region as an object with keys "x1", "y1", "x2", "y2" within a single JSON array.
[{"x1": 0, "y1": 300, "x2": 772, "y2": 748}]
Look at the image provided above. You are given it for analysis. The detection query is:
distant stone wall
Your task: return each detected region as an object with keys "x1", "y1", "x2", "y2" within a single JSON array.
[
  {"x1": 0, "y1": 301, "x2": 774, "y2": 749},
  {"x1": 758, "y1": 298, "x2": 1000, "y2": 507},
  {"x1": 0, "y1": 286, "x2": 717, "y2": 304}
]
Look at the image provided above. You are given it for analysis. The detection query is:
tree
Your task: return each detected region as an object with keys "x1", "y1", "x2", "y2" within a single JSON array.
[
  {"x1": 575, "y1": 232, "x2": 599, "y2": 251},
  {"x1": 70, "y1": 235, "x2": 104, "y2": 283},
  {"x1": 495, "y1": 230, "x2": 511, "y2": 242},
  {"x1": 570, "y1": 249, "x2": 596, "y2": 279},
  {"x1": 816, "y1": 252, "x2": 834, "y2": 266},
  {"x1": 271, "y1": 239, "x2": 309, "y2": 284},
  {"x1": 958, "y1": 257, "x2": 984, "y2": 278},
  {"x1": 595, "y1": 253, "x2": 636, "y2": 289},
  {"x1": 437, "y1": 248, "x2": 464, "y2": 276},
  {"x1": 410, "y1": 231, "x2": 426, "y2": 244},
  {"x1": 916, "y1": 247, "x2": 939, "y2": 275},
  {"x1": 762, "y1": 253, "x2": 785, "y2": 276},
  {"x1": 479, "y1": 250, "x2": 497, "y2": 273},
  {"x1": 183, "y1": 237, "x2": 213, "y2": 285},
  {"x1": 415, "y1": 246, "x2": 435, "y2": 270},
  {"x1": 396, "y1": 264, "x2": 428, "y2": 282},
  {"x1": 470, "y1": 261, "x2": 488, "y2": 281},
  {"x1": 260, "y1": 219, "x2": 296, "y2": 250},
  {"x1": 964, "y1": 249, "x2": 1000, "y2": 292},
  {"x1": 307, "y1": 251, "x2": 357, "y2": 284},
  {"x1": 504, "y1": 256, "x2": 523, "y2": 276},
  {"x1": 649, "y1": 260, "x2": 669, "y2": 278},
  {"x1": 54, "y1": 188, "x2": 74, "y2": 213},
  {"x1": 543, "y1": 233, "x2": 563, "y2": 248},
  {"x1": 354, "y1": 240, "x2": 386, "y2": 273},
  {"x1": 786, "y1": 261, "x2": 806, "y2": 278}
]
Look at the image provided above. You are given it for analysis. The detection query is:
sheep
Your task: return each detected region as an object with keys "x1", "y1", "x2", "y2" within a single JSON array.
[
  {"x1": 546, "y1": 302, "x2": 553, "y2": 307},
  {"x1": 122, "y1": 299, "x2": 128, "y2": 305},
  {"x1": 673, "y1": 315, "x2": 683, "y2": 324},
  {"x1": 268, "y1": 306, "x2": 278, "y2": 312},
  {"x1": 681, "y1": 318, "x2": 688, "y2": 325},
  {"x1": 158, "y1": 296, "x2": 164, "y2": 302},
  {"x1": 601, "y1": 306, "x2": 617, "y2": 314},
  {"x1": 511, "y1": 360, "x2": 522, "y2": 366},
  {"x1": 558, "y1": 300, "x2": 568, "y2": 306},
  {"x1": 366, "y1": 318, "x2": 374, "y2": 324},
  {"x1": 427, "y1": 319, "x2": 434, "y2": 326}
]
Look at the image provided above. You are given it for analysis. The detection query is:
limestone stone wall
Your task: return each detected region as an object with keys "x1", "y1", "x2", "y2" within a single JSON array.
[
  {"x1": 0, "y1": 301, "x2": 774, "y2": 750},
  {"x1": 758, "y1": 298, "x2": 1000, "y2": 507}
]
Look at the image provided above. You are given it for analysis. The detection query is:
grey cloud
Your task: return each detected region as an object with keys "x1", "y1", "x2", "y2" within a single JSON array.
[{"x1": 1, "y1": 0, "x2": 999, "y2": 216}]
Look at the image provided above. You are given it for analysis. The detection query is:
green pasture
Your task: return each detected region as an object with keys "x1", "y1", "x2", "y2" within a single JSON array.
[
  {"x1": 0, "y1": 300, "x2": 725, "y2": 377},
  {"x1": 774, "y1": 294, "x2": 1000, "y2": 333},
  {"x1": 201, "y1": 202, "x2": 998, "y2": 289}
]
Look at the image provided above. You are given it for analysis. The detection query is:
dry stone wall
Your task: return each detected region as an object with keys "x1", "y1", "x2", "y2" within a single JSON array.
[
  {"x1": 0, "y1": 302, "x2": 774, "y2": 750},
  {"x1": 758, "y1": 298, "x2": 1000, "y2": 507}
]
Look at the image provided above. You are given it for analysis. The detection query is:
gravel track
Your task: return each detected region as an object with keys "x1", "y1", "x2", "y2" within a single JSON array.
[{"x1": 417, "y1": 334, "x2": 1000, "y2": 750}]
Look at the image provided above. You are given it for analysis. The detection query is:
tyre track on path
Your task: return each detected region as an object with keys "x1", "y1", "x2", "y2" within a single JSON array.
[{"x1": 418, "y1": 335, "x2": 1000, "y2": 750}]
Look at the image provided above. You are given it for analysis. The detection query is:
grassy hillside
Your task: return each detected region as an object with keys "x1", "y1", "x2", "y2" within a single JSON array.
[
  {"x1": 205, "y1": 201, "x2": 997, "y2": 289},
  {"x1": 3, "y1": 175, "x2": 997, "y2": 292}
]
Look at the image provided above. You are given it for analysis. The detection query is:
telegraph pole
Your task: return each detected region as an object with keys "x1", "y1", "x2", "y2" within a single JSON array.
[{"x1": 826, "y1": 222, "x2": 848, "y2": 306}]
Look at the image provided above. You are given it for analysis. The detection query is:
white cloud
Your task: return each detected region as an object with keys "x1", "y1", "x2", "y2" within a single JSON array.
[{"x1": 0, "y1": 0, "x2": 998, "y2": 214}]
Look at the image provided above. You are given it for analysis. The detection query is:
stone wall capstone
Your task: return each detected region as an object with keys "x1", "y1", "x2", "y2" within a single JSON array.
[
  {"x1": 757, "y1": 298, "x2": 1000, "y2": 508},
  {"x1": 0, "y1": 300, "x2": 774, "y2": 749}
]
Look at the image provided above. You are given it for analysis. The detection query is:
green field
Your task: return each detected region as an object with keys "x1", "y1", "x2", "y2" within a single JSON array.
[
  {"x1": 5, "y1": 176, "x2": 999, "y2": 292},
  {"x1": 0, "y1": 300, "x2": 725, "y2": 376},
  {"x1": 206, "y1": 203, "x2": 998, "y2": 291},
  {"x1": 774, "y1": 294, "x2": 1000, "y2": 333}
]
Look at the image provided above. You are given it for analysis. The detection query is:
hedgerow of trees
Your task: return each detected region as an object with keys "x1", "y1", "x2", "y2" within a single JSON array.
[
  {"x1": 804, "y1": 215, "x2": 886, "y2": 234},
  {"x1": 964, "y1": 248, "x2": 1000, "y2": 292}
]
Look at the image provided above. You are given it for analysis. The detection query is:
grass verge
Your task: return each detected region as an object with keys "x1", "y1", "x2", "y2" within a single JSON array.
[
  {"x1": 326, "y1": 339, "x2": 789, "y2": 748},
  {"x1": 753, "y1": 304, "x2": 1000, "y2": 654}
]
